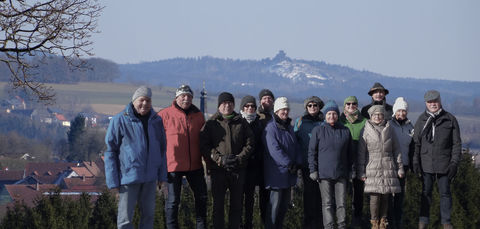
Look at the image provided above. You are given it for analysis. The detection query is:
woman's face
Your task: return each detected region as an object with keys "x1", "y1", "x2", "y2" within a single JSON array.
[
  {"x1": 394, "y1": 109, "x2": 407, "y2": 121},
  {"x1": 276, "y1": 108, "x2": 290, "y2": 121},
  {"x1": 306, "y1": 102, "x2": 319, "y2": 116},
  {"x1": 243, "y1": 103, "x2": 256, "y2": 114},
  {"x1": 371, "y1": 112, "x2": 385, "y2": 124},
  {"x1": 325, "y1": 111, "x2": 338, "y2": 126}
]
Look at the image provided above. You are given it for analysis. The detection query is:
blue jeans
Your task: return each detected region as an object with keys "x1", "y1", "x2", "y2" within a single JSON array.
[
  {"x1": 301, "y1": 167, "x2": 322, "y2": 229},
  {"x1": 265, "y1": 188, "x2": 291, "y2": 229},
  {"x1": 165, "y1": 169, "x2": 207, "y2": 229},
  {"x1": 420, "y1": 173, "x2": 452, "y2": 225},
  {"x1": 117, "y1": 181, "x2": 157, "y2": 229},
  {"x1": 211, "y1": 169, "x2": 246, "y2": 229},
  {"x1": 319, "y1": 178, "x2": 347, "y2": 229}
]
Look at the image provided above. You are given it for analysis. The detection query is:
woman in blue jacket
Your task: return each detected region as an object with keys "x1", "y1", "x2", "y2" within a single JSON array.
[
  {"x1": 294, "y1": 96, "x2": 324, "y2": 229},
  {"x1": 104, "y1": 86, "x2": 168, "y2": 229},
  {"x1": 263, "y1": 97, "x2": 302, "y2": 229},
  {"x1": 308, "y1": 100, "x2": 353, "y2": 229}
]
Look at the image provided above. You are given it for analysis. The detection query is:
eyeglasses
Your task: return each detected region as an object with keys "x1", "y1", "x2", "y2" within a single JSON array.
[
  {"x1": 345, "y1": 103, "x2": 357, "y2": 106},
  {"x1": 307, "y1": 104, "x2": 318, "y2": 108},
  {"x1": 244, "y1": 104, "x2": 256, "y2": 108}
]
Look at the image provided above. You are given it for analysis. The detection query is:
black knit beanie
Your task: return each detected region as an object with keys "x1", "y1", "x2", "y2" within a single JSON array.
[
  {"x1": 240, "y1": 95, "x2": 256, "y2": 110},
  {"x1": 218, "y1": 92, "x2": 235, "y2": 107},
  {"x1": 258, "y1": 89, "x2": 274, "y2": 100}
]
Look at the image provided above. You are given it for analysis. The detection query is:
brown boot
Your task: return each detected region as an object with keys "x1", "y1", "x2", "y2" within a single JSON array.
[
  {"x1": 443, "y1": 224, "x2": 453, "y2": 229},
  {"x1": 370, "y1": 220, "x2": 379, "y2": 229},
  {"x1": 419, "y1": 222, "x2": 428, "y2": 229},
  {"x1": 379, "y1": 217, "x2": 388, "y2": 229}
]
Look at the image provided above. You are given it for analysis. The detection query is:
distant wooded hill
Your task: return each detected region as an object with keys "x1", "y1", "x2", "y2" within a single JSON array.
[{"x1": 0, "y1": 56, "x2": 120, "y2": 83}]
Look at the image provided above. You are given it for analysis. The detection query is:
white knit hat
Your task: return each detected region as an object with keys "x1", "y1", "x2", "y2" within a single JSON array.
[
  {"x1": 274, "y1": 97, "x2": 289, "y2": 113},
  {"x1": 392, "y1": 97, "x2": 408, "y2": 116}
]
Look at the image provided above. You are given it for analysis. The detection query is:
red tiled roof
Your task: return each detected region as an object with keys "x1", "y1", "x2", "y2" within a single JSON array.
[
  {"x1": 55, "y1": 114, "x2": 67, "y2": 121},
  {"x1": 71, "y1": 167, "x2": 93, "y2": 177},
  {"x1": 5, "y1": 184, "x2": 58, "y2": 207},
  {"x1": 65, "y1": 185, "x2": 101, "y2": 193},
  {"x1": 0, "y1": 170, "x2": 23, "y2": 181},
  {"x1": 63, "y1": 177, "x2": 96, "y2": 189},
  {"x1": 83, "y1": 161, "x2": 103, "y2": 177},
  {"x1": 25, "y1": 162, "x2": 77, "y2": 184}
]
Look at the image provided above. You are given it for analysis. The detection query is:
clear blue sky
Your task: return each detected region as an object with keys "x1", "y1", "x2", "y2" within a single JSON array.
[{"x1": 91, "y1": 0, "x2": 480, "y2": 82}]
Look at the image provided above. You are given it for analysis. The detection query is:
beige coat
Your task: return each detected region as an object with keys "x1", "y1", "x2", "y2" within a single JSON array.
[{"x1": 357, "y1": 120, "x2": 403, "y2": 194}]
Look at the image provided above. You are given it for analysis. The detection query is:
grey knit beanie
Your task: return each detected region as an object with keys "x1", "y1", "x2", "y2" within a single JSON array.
[{"x1": 132, "y1": 86, "x2": 152, "y2": 102}]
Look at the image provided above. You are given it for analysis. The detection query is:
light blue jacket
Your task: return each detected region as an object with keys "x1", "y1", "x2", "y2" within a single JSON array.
[{"x1": 104, "y1": 103, "x2": 167, "y2": 189}]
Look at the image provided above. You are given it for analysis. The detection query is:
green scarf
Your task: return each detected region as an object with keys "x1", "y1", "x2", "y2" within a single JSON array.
[{"x1": 344, "y1": 109, "x2": 360, "y2": 123}]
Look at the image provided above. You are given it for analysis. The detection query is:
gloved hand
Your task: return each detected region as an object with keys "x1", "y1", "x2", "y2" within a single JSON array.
[
  {"x1": 447, "y1": 164, "x2": 457, "y2": 180},
  {"x1": 413, "y1": 162, "x2": 422, "y2": 175},
  {"x1": 221, "y1": 155, "x2": 239, "y2": 171},
  {"x1": 309, "y1": 172, "x2": 319, "y2": 181},
  {"x1": 288, "y1": 164, "x2": 299, "y2": 175}
]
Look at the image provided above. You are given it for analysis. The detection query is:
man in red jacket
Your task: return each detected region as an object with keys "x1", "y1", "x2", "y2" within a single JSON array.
[{"x1": 158, "y1": 84, "x2": 207, "y2": 229}]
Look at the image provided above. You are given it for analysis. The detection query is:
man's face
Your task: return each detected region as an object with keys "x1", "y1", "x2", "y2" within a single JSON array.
[
  {"x1": 133, "y1": 96, "x2": 152, "y2": 116},
  {"x1": 426, "y1": 99, "x2": 441, "y2": 113},
  {"x1": 306, "y1": 102, "x2": 319, "y2": 116},
  {"x1": 372, "y1": 90, "x2": 386, "y2": 101},
  {"x1": 276, "y1": 108, "x2": 290, "y2": 120},
  {"x1": 243, "y1": 103, "x2": 256, "y2": 114},
  {"x1": 325, "y1": 111, "x2": 338, "y2": 126},
  {"x1": 344, "y1": 101, "x2": 358, "y2": 114},
  {"x1": 176, "y1": 93, "x2": 193, "y2": 110},
  {"x1": 260, "y1": 96, "x2": 274, "y2": 111},
  {"x1": 219, "y1": 101, "x2": 234, "y2": 115}
]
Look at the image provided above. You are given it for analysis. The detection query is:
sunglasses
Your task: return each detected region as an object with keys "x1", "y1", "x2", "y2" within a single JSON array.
[
  {"x1": 345, "y1": 103, "x2": 357, "y2": 106},
  {"x1": 244, "y1": 104, "x2": 256, "y2": 108},
  {"x1": 307, "y1": 104, "x2": 318, "y2": 108}
]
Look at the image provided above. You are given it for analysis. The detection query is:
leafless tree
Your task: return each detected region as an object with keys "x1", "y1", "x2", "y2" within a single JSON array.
[{"x1": 0, "y1": 0, "x2": 103, "y2": 102}]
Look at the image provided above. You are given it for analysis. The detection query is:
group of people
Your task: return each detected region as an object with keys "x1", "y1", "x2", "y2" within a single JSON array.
[{"x1": 103, "y1": 82, "x2": 461, "y2": 229}]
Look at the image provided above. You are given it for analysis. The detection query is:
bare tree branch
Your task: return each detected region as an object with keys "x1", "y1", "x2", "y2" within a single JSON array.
[{"x1": 0, "y1": 0, "x2": 103, "y2": 102}]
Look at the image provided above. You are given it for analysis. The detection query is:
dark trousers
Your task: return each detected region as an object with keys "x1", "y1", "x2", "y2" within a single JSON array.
[
  {"x1": 265, "y1": 188, "x2": 291, "y2": 229},
  {"x1": 352, "y1": 178, "x2": 365, "y2": 219},
  {"x1": 242, "y1": 167, "x2": 268, "y2": 229},
  {"x1": 165, "y1": 169, "x2": 208, "y2": 229},
  {"x1": 419, "y1": 173, "x2": 452, "y2": 225},
  {"x1": 211, "y1": 169, "x2": 246, "y2": 229},
  {"x1": 388, "y1": 170, "x2": 406, "y2": 228},
  {"x1": 301, "y1": 168, "x2": 322, "y2": 229}
]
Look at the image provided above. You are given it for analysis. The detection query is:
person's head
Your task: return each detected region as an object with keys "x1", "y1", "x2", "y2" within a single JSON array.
[
  {"x1": 343, "y1": 96, "x2": 359, "y2": 114},
  {"x1": 132, "y1": 86, "x2": 152, "y2": 116},
  {"x1": 368, "y1": 82, "x2": 389, "y2": 102},
  {"x1": 258, "y1": 89, "x2": 275, "y2": 111},
  {"x1": 322, "y1": 100, "x2": 339, "y2": 126},
  {"x1": 274, "y1": 97, "x2": 290, "y2": 120},
  {"x1": 218, "y1": 92, "x2": 235, "y2": 115},
  {"x1": 393, "y1": 97, "x2": 408, "y2": 121},
  {"x1": 424, "y1": 90, "x2": 442, "y2": 113},
  {"x1": 303, "y1": 96, "x2": 324, "y2": 116},
  {"x1": 368, "y1": 105, "x2": 385, "y2": 125},
  {"x1": 240, "y1": 95, "x2": 257, "y2": 114},
  {"x1": 175, "y1": 84, "x2": 193, "y2": 110}
]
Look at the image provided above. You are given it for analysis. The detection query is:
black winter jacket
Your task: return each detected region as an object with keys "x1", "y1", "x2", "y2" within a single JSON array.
[{"x1": 413, "y1": 110, "x2": 461, "y2": 174}]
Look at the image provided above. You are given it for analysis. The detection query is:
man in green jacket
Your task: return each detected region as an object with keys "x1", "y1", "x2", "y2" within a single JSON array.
[{"x1": 339, "y1": 96, "x2": 367, "y2": 227}]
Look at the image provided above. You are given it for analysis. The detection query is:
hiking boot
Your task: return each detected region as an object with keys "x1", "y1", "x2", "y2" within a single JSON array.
[
  {"x1": 443, "y1": 224, "x2": 453, "y2": 229},
  {"x1": 379, "y1": 217, "x2": 388, "y2": 229},
  {"x1": 419, "y1": 222, "x2": 428, "y2": 229}
]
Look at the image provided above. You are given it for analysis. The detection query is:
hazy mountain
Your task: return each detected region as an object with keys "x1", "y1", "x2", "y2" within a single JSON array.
[{"x1": 118, "y1": 51, "x2": 480, "y2": 108}]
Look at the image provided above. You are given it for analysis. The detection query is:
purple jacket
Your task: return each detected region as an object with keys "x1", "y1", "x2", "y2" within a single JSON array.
[{"x1": 262, "y1": 117, "x2": 302, "y2": 189}]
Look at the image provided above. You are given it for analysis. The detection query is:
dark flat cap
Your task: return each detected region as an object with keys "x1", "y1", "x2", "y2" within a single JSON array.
[{"x1": 424, "y1": 90, "x2": 441, "y2": 102}]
